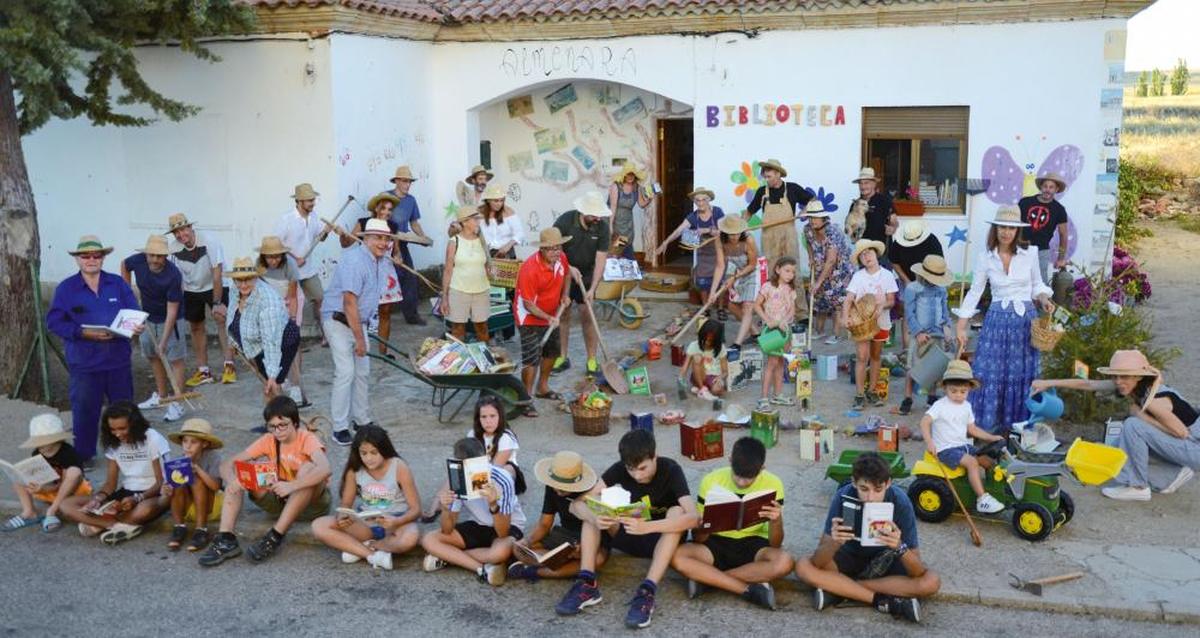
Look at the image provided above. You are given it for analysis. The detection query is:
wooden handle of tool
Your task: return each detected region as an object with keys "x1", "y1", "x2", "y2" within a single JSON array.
[
  {"x1": 393, "y1": 259, "x2": 441, "y2": 293},
  {"x1": 938, "y1": 465, "x2": 983, "y2": 547},
  {"x1": 1032, "y1": 572, "x2": 1084, "y2": 586},
  {"x1": 538, "y1": 304, "x2": 568, "y2": 347},
  {"x1": 234, "y1": 346, "x2": 270, "y2": 385},
  {"x1": 570, "y1": 269, "x2": 610, "y2": 360},
  {"x1": 302, "y1": 196, "x2": 355, "y2": 259},
  {"x1": 669, "y1": 278, "x2": 735, "y2": 345}
]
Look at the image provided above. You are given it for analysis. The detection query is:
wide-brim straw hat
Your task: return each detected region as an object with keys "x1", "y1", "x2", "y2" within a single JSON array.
[
  {"x1": 573, "y1": 191, "x2": 611, "y2": 218},
  {"x1": 989, "y1": 205, "x2": 1029, "y2": 227},
  {"x1": 759, "y1": 158, "x2": 787, "y2": 177},
  {"x1": 168, "y1": 417, "x2": 225, "y2": 449},
  {"x1": 894, "y1": 220, "x2": 931, "y2": 247},
  {"x1": 357, "y1": 218, "x2": 398, "y2": 238},
  {"x1": 456, "y1": 206, "x2": 483, "y2": 223},
  {"x1": 534, "y1": 451, "x2": 597, "y2": 493},
  {"x1": 688, "y1": 188, "x2": 715, "y2": 202},
  {"x1": 852, "y1": 167, "x2": 879, "y2": 184},
  {"x1": 68, "y1": 235, "x2": 114, "y2": 256},
  {"x1": 1035, "y1": 172, "x2": 1068, "y2": 193},
  {"x1": 612, "y1": 162, "x2": 647, "y2": 184},
  {"x1": 139, "y1": 234, "x2": 170, "y2": 256},
  {"x1": 718, "y1": 215, "x2": 748, "y2": 235},
  {"x1": 390, "y1": 165, "x2": 418, "y2": 182},
  {"x1": 166, "y1": 213, "x2": 194, "y2": 233},
  {"x1": 1096, "y1": 349, "x2": 1160, "y2": 377},
  {"x1": 538, "y1": 227, "x2": 572, "y2": 248},
  {"x1": 482, "y1": 183, "x2": 507, "y2": 201},
  {"x1": 256, "y1": 236, "x2": 289, "y2": 256},
  {"x1": 911, "y1": 255, "x2": 955, "y2": 287},
  {"x1": 367, "y1": 192, "x2": 401, "y2": 213},
  {"x1": 292, "y1": 183, "x2": 319, "y2": 200},
  {"x1": 19, "y1": 413, "x2": 73, "y2": 449},
  {"x1": 466, "y1": 164, "x2": 494, "y2": 182},
  {"x1": 228, "y1": 256, "x2": 264, "y2": 280},
  {"x1": 939, "y1": 359, "x2": 981, "y2": 388},
  {"x1": 850, "y1": 239, "x2": 887, "y2": 267},
  {"x1": 803, "y1": 199, "x2": 830, "y2": 218}
]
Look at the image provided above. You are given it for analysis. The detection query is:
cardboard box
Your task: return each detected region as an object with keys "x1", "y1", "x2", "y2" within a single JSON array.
[
  {"x1": 874, "y1": 367, "x2": 891, "y2": 401},
  {"x1": 680, "y1": 421, "x2": 724, "y2": 461},
  {"x1": 877, "y1": 424, "x2": 898, "y2": 452},
  {"x1": 815, "y1": 355, "x2": 838, "y2": 381},
  {"x1": 750, "y1": 409, "x2": 780, "y2": 449},
  {"x1": 800, "y1": 428, "x2": 835, "y2": 461},
  {"x1": 630, "y1": 412, "x2": 653, "y2": 433}
]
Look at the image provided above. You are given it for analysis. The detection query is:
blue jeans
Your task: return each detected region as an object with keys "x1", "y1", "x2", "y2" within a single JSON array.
[
  {"x1": 68, "y1": 366, "x2": 134, "y2": 460},
  {"x1": 1114, "y1": 416, "x2": 1200, "y2": 489}
]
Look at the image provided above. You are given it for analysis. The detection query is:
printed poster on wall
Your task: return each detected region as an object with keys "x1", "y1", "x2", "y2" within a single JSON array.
[
  {"x1": 612, "y1": 97, "x2": 647, "y2": 124},
  {"x1": 545, "y1": 83, "x2": 578, "y2": 114},
  {"x1": 571, "y1": 146, "x2": 596, "y2": 170},
  {"x1": 507, "y1": 95, "x2": 534, "y2": 118},
  {"x1": 542, "y1": 160, "x2": 569, "y2": 183},
  {"x1": 508, "y1": 150, "x2": 534, "y2": 172},
  {"x1": 534, "y1": 128, "x2": 568, "y2": 154}
]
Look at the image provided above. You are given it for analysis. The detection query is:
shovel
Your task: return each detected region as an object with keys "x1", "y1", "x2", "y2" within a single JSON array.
[
  {"x1": 669, "y1": 277, "x2": 736, "y2": 346},
  {"x1": 571, "y1": 270, "x2": 628, "y2": 395},
  {"x1": 1008, "y1": 571, "x2": 1084, "y2": 596},
  {"x1": 152, "y1": 338, "x2": 201, "y2": 410}
]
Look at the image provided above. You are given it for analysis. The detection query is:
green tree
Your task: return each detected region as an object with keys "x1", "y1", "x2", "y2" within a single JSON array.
[
  {"x1": 1170, "y1": 58, "x2": 1190, "y2": 96},
  {"x1": 1150, "y1": 68, "x2": 1166, "y2": 96},
  {"x1": 1136, "y1": 70, "x2": 1149, "y2": 97},
  {"x1": 0, "y1": 1, "x2": 255, "y2": 394}
]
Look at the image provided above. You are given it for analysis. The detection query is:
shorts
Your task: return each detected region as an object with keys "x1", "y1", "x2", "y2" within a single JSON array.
[
  {"x1": 298, "y1": 276, "x2": 324, "y2": 303},
  {"x1": 447, "y1": 288, "x2": 491, "y2": 323},
  {"x1": 139, "y1": 320, "x2": 188, "y2": 362},
  {"x1": 834, "y1": 546, "x2": 909, "y2": 579},
  {"x1": 183, "y1": 288, "x2": 230, "y2": 323},
  {"x1": 568, "y1": 278, "x2": 592, "y2": 304},
  {"x1": 456, "y1": 520, "x2": 524, "y2": 550},
  {"x1": 253, "y1": 320, "x2": 301, "y2": 383},
  {"x1": 251, "y1": 485, "x2": 332, "y2": 522},
  {"x1": 703, "y1": 534, "x2": 770, "y2": 571},
  {"x1": 607, "y1": 526, "x2": 661, "y2": 559},
  {"x1": 694, "y1": 276, "x2": 714, "y2": 291},
  {"x1": 519, "y1": 324, "x2": 561, "y2": 367},
  {"x1": 32, "y1": 479, "x2": 92, "y2": 503},
  {"x1": 543, "y1": 525, "x2": 582, "y2": 548},
  {"x1": 873, "y1": 328, "x2": 890, "y2": 343},
  {"x1": 937, "y1": 444, "x2": 978, "y2": 469}
]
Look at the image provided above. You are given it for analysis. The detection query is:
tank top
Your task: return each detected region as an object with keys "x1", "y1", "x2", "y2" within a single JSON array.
[
  {"x1": 354, "y1": 458, "x2": 408, "y2": 513},
  {"x1": 449, "y1": 235, "x2": 490, "y2": 294},
  {"x1": 1153, "y1": 387, "x2": 1199, "y2": 426}
]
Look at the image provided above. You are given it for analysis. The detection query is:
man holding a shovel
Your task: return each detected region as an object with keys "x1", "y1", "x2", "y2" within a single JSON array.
[
  {"x1": 514, "y1": 228, "x2": 573, "y2": 416},
  {"x1": 122, "y1": 235, "x2": 188, "y2": 423},
  {"x1": 552, "y1": 192, "x2": 611, "y2": 376},
  {"x1": 274, "y1": 183, "x2": 333, "y2": 335}
]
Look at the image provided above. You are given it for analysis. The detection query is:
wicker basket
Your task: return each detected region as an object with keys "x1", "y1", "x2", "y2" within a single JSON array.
[
  {"x1": 571, "y1": 402, "x2": 611, "y2": 436},
  {"x1": 847, "y1": 296, "x2": 880, "y2": 342},
  {"x1": 640, "y1": 270, "x2": 689, "y2": 293},
  {"x1": 1030, "y1": 315, "x2": 1065, "y2": 352},
  {"x1": 489, "y1": 258, "x2": 521, "y2": 289}
]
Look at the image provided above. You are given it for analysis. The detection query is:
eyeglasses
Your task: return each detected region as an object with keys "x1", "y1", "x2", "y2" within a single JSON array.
[
  {"x1": 77, "y1": 253, "x2": 104, "y2": 261},
  {"x1": 265, "y1": 421, "x2": 294, "y2": 432}
]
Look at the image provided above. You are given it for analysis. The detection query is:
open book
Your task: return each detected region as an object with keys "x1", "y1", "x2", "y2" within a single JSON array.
[
  {"x1": 447, "y1": 455, "x2": 491, "y2": 500},
  {"x1": 700, "y1": 486, "x2": 777, "y2": 533},
  {"x1": 84, "y1": 498, "x2": 120, "y2": 517},
  {"x1": 234, "y1": 460, "x2": 278, "y2": 491},
  {"x1": 82, "y1": 309, "x2": 148, "y2": 339},
  {"x1": 584, "y1": 485, "x2": 649, "y2": 520},
  {"x1": 513, "y1": 541, "x2": 576, "y2": 570},
  {"x1": 841, "y1": 495, "x2": 894, "y2": 547},
  {"x1": 164, "y1": 457, "x2": 193, "y2": 487},
  {"x1": 0, "y1": 455, "x2": 60, "y2": 487},
  {"x1": 335, "y1": 507, "x2": 387, "y2": 524}
]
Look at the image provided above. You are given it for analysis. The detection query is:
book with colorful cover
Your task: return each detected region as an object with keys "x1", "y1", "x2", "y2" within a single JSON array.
[
  {"x1": 584, "y1": 485, "x2": 650, "y2": 520},
  {"x1": 447, "y1": 455, "x2": 491, "y2": 500},
  {"x1": 335, "y1": 507, "x2": 387, "y2": 524},
  {"x1": 513, "y1": 541, "x2": 576, "y2": 570},
  {"x1": 82, "y1": 308, "x2": 149, "y2": 339},
  {"x1": 164, "y1": 456, "x2": 193, "y2": 487},
  {"x1": 234, "y1": 460, "x2": 278, "y2": 491},
  {"x1": 699, "y1": 486, "x2": 776, "y2": 533},
  {"x1": 83, "y1": 498, "x2": 120, "y2": 517}
]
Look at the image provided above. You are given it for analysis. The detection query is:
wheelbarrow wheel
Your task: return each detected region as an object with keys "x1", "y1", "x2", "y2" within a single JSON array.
[
  {"x1": 1011, "y1": 502, "x2": 1053, "y2": 542},
  {"x1": 617, "y1": 297, "x2": 644, "y2": 330},
  {"x1": 908, "y1": 477, "x2": 954, "y2": 523},
  {"x1": 490, "y1": 385, "x2": 525, "y2": 420}
]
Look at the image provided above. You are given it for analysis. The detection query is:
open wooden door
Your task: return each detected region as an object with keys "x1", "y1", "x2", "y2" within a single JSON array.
[{"x1": 655, "y1": 118, "x2": 693, "y2": 268}]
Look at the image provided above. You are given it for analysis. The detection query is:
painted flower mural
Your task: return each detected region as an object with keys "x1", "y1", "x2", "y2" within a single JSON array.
[
  {"x1": 804, "y1": 186, "x2": 838, "y2": 213},
  {"x1": 731, "y1": 160, "x2": 762, "y2": 204}
]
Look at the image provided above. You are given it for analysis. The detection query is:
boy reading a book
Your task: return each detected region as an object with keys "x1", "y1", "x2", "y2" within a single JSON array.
[
  {"x1": 4, "y1": 414, "x2": 91, "y2": 533},
  {"x1": 162, "y1": 419, "x2": 224, "y2": 552},
  {"x1": 671, "y1": 437, "x2": 792, "y2": 610},
  {"x1": 199, "y1": 396, "x2": 331, "y2": 566},
  {"x1": 509, "y1": 450, "x2": 607, "y2": 582},
  {"x1": 555, "y1": 429, "x2": 699, "y2": 630},
  {"x1": 795, "y1": 453, "x2": 939, "y2": 623},
  {"x1": 420, "y1": 438, "x2": 526, "y2": 586}
]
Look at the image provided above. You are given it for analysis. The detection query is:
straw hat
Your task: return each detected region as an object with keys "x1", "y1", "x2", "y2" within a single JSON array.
[
  {"x1": 718, "y1": 215, "x2": 748, "y2": 235},
  {"x1": 894, "y1": 220, "x2": 931, "y2": 247},
  {"x1": 168, "y1": 418, "x2": 225, "y2": 449},
  {"x1": 455, "y1": 206, "x2": 482, "y2": 223},
  {"x1": 759, "y1": 158, "x2": 787, "y2": 177},
  {"x1": 68, "y1": 235, "x2": 114, "y2": 256},
  {"x1": 256, "y1": 236, "x2": 288, "y2": 256},
  {"x1": 1035, "y1": 172, "x2": 1067, "y2": 193},
  {"x1": 850, "y1": 239, "x2": 887, "y2": 267},
  {"x1": 292, "y1": 183, "x2": 319, "y2": 201},
  {"x1": 357, "y1": 218, "x2": 398, "y2": 238},
  {"x1": 573, "y1": 191, "x2": 611, "y2": 218},
  {"x1": 228, "y1": 256, "x2": 263, "y2": 280},
  {"x1": 534, "y1": 451, "x2": 597, "y2": 493},
  {"x1": 537, "y1": 227, "x2": 572, "y2": 248},
  {"x1": 482, "y1": 183, "x2": 507, "y2": 201},
  {"x1": 803, "y1": 199, "x2": 830, "y2": 218},
  {"x1": 1096, "y1": 350, "x2": 1160, "y2": 377},
  {"x1": 19, "y1": 414, "x2": 73, "y2": 449},
  {"x1": 465, "y1": 164, "x2": 494, "y2": 182},
  {"x1": 166, "y1": 213, "x2": 194, "y2": 233},
  {"x1": 852, "y1": 167, "x2": 879, "y2": 184},
  {"x1": 717, "y1": 403, "x2": 752, "y2": 425},
  {"x1": 390, "y1": 165, "x2": 418, "y2": 183},
  {"x1": 939, "y1": 360, "x2": 981, "y2": 388},
  {"x1": 911, "y1": 254, "x2": 955, "y2": 287},
  {"x1": 688, "y1": 188, "x2": 715, "y2": 202},
  {"x1": 139, "y1": 234, "x2": 170, "y2": 256},
  {"x1": 367, "y1": 192, "x2": 401, "y2": 213},
  {"x1": 988, "y1": 205, "x2": 1029, "y2": 227},
  {"x1": 612, "y1": 162, "x2": 647, "y2": 184}
]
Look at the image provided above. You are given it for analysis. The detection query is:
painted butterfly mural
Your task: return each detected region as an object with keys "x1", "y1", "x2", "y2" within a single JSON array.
[{"x1": 982, "y1": 141, "x2": 1084, "y2": 263}]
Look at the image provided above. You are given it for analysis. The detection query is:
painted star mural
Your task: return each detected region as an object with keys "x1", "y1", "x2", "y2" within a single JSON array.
[{"x1": 946, "y1": 225, "x2": 968, "y2": 247}]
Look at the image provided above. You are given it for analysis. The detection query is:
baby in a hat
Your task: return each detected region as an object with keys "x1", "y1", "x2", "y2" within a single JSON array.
[{"x1": 4, "y1": 414, "x2": 92, "y2": 533}]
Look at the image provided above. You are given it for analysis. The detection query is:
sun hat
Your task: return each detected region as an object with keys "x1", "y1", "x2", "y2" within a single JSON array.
[
  {"x1": 228, "y1": 256, "x2": 263, "y2": 280},
  {"x1": 850, "y1": 238, "x2": 887, "y2": 267},
  {"x1": 537, "y1": 227, "x2": 572, "y2": 248},
  {"x1": 167, "y1": 418, "x2": 225, "y2": 449},
  {"x1": 1096, "y1": 350, "x2": 1160, "y2": 377},
  {"x1": 852, "y1": 167, "x2": 879, "y2": 184},
  {"x1": 465, "y1": 164, "x2": 494, "y2": 182},
  {"x1": 256, "y1": 236, "x2": 288, "y2": 256},
  {"x1": 688, "y1": 188, "x2": 715, "y2": 202},
  {"x1": 1035, "y1": 172, "x2": 1067, "y2": 193},
  {"x1": 19, "y1": 414, "x2": 73, "y2": 449},
  {"x1": 803, "y1": 199, "x2": 830, "y2": 218},
  {"x1": 139, "y1": 234, "x2": 170, "y2": 256},
  {"x1": 894, "y1": 220, "x2": 931, "y2": 247},
  {"x1": 358, "y1": 218, "x2": 398, "y2": 238},
  {"x1": 911, "y1": 254, "x2": 955, "y2": 287},
  {"x1": 717, "y1": 403, "x2": 752, "y2": 425},
  {"x1": 482, "y1": 183, "x2": 507, "y2": 201},
  {"x1": 573, "y1": 191, "x2": 611, "y2": 218},
  {"x1": 292, "y1": 183, "x2": 319, "y2": 201},
  {"x1": 534, "y1": 451, "x2": 597, "y2": 493},
  {"x1": 166, "y1": 213, "x2": 194, "y2": 233},
  {"x1": 988, "y1": 206, "x2": 1029, "y2": 227},
  {"x1": 612, "y1": 162, "x2": 647, "y2": 184},
  {"x1": 68, "y1": 235, "x2": 114, "y2": 256},
  {"x1": 759, "y1": 158, "x2": 787, "y2": 177},
  {"x1": 718, "y1": 215, "x2": 748, "y2": 235},
  {"x1": 390, "y1": 165, "x2": 418, "y2": 183},
  {"x1": 367, "y1": 192, "x2": 401, "y2": 213},
  {"x1": 939, "y1": 359, "x2": 981, "y2": 388},
  {"x1": 456, "y1": 206, "x2": 483, "y2": 223}
]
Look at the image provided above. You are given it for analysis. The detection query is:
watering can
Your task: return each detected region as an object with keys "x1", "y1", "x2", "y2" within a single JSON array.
[
  {"x1": 1026, "y1": 389, "x2": 1064, "y2": 421},
  {"x1": 757, "y1": 328, "x2": 788, "y2": 355}
]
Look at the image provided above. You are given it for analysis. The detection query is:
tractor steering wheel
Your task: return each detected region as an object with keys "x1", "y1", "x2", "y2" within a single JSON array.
[{"x1": 978, "y1": 439, "x2": 1009, "y2": 460}]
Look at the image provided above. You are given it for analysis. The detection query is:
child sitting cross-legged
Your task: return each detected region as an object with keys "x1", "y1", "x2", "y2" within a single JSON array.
[
  {"x1": 162, "y1": 418, "x2": 224, "y2": 552},
  {"x1": 312, "y1": 424, "x2": 422, "y2": 571},
  {"x1": 420, "y1": 437, "x2": 526, "y2": 586},
  {"x1": 3, "y1": 414, "x2": 91, "y2": 533},
  {"x1": 671, "y1": 437, "x2": 794, "y2": 610},
  {"x1": 682, "y1": 319, "x2": 729, "y2": 400},
  {"x1": 508, "y1": 450, "x2": 608, "y2": 582},
  {"x1": 920, "y1": 360, "x2": 1006, "y2": 514}
]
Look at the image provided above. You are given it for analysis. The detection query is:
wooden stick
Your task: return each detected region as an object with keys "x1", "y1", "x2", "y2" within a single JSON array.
[
  {"x1": 301, "y1": 196, "x2": 354, "y2": 260},
  {"x1": 939, "y1": 464, "x2": 983, "y2": 547},
  {"x1": 393, "y1": 259, "x2": 441, "y2": 293},
  {"x1": 1030, "y1": 572, "x2": 1085, "y2": 586},
  {"x1": 669, "y1": 277, "x2": 736, "y2": 345},
  {"x1": 153, "y1": 338, "x2": 198, "y2": 409},
  {"x1": 539, "y1": 303, "x2": 569, "y2": 347},
  {"x1": 681, "y1": 214, "x2": 803, "y2": 252},
  {"x1": 806, "y1": 264, "x2": 816, "y2": 350}
]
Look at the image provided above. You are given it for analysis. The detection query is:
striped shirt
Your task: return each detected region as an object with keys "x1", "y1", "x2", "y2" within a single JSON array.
[
  {"x1": 226, "y1": 280, "x2": 290, "y2": 379},
  {"x1": 449, "y1": 464, "x2": 526, "y2": 532}
]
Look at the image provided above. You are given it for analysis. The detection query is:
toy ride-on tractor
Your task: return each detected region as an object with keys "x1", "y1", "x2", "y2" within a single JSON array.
[{"x1": 907, "y1": 438, "x2": 1127, "y2": 542}]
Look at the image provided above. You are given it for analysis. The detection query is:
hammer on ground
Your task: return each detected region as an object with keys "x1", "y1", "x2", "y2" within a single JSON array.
[{"x1": 1007, "y1": 571, "x2": 1084, "y2": 596}]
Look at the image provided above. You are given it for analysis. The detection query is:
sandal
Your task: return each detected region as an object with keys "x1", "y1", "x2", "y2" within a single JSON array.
[
  {"x1": 3, "y1": 514, "x2": 41, "y2": 531},
  {"x1": 522, "y1": 405, "x2": 540, "y2": 418},
  {"x1": 41, "y1": 515, "x2": 62, "y2": 533},
  {"x1": 718, "y1": 308, "x2": 729, "y2": 322},
  {"x1": 187, "y1": 527, "x2": 212, "y2": 552},
  {"x1": 534, "y1": 390, "x2": 562, "y2": 401},
  {"x1": 167, "y1": 524, "x2": 188, "y2": 551},
  {"x1": 771, "y1": 394, "x2": 796, "y2": 406}
]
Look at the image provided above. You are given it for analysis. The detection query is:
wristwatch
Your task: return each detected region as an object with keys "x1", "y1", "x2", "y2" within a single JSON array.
[{"x1": 896, "y1": 542, "x2": 909, "y2": 556}]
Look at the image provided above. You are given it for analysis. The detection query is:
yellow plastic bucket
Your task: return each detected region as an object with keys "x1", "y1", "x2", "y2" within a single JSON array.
[{"x1": 1064, "y1": 438, "x2": 1127, "y2": 485}]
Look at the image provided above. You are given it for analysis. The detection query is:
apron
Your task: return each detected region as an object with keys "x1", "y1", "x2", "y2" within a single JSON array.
[{"x1": 761, "y1": 186, "x2": 798, "y2": 266}]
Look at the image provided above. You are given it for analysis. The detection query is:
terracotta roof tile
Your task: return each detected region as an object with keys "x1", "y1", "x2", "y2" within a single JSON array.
[{"x1": 243, "y1": 0, "x2": 444, "y2": 22}]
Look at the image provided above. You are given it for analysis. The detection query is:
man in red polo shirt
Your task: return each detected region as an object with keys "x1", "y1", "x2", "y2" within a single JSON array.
[{"x1": 515, "y1": 228, "x2": 574, "y2": 417}]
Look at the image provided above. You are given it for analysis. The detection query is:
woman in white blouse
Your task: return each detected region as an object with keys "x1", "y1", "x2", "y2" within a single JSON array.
[
  {"x1": 478, "y1": 183, "x2": 524, "y2": 259},
  {"x1": 954, "y1": 206, "x2": 1055, "y2": 434}
]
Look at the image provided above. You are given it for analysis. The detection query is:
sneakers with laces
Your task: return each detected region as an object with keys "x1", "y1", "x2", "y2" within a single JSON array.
[
  {"x1": 479, "y1": 563, "x2": 505, "y2": 586},
  {"x1": 198, "y1": 533, "x2": 241, "y2": 566},
  {"x1": 246, "y1": 531, "x2": 282, "y2": 562},
  {"x1": 876, "y1": 595, "x2": 921, "y2": 623},
  {"x1": 342, "y1": 552, "x2": 364, "y2": 564},
  {"x1": 867, "y1": 391, "x2": 886, "y2": 407},
  {"x1": 823, "y1": 334, "x2": 842, "y2": 345},
  {"x1": 551, "y1": 357, "x2": 571, "y2": 375},
  {"x1": 976, "y1": 493, "x2": 1005, "y2": 514},
  {"x1": 812, "y1": 588, "x2": 845, "y2": 611},
  {"x1": 770, "y1": 393, "x2": 795, "y2": 406},
  {"x1": 186, "y1": 368, "x2": 214, "y2": 387},
  {"x1": 852, "y1": 394, "x2": 866, "y2": 409},
  {"x1": 366, "y1": 550, "x2": 393, "y2": 571},
  {"x1": 508, "y1": 562, "x2": 541, "y2": 582},
  {"x1": 138, "y1": 392, "x2": 162, "y2": 410},
  {"x1": 100, "y1": 522, "x2": 143, "y2": 546},
  {"x1": 1101, "y1": 485, "x2": 1152, "y2": 501},
  {"x1": 167, "y1": 524, "x2": 188, "y2": 551},
  {"x1": 422, "y1": 554, "x2": 446, "y2": 572},
  {"x1": 164, "y1": 402, "x2": 184, "y2": 422},
  {"x1": 898, "y1": 397, "x2": 913, "y2": 415},
  {"x1": 332, "y1": 429, "x2": 353, "y2": 446},
  {"x1": 742, "y1": 582, "x2": 776, "y2": 610},
  {"x1": 555, "y1": 578, "x2": 603, "y2": 616},
  {"x1": 1161, "y1": 466, "x2": 1195, "y2": 494},
  {"x1": 221, "y1": 362, "x2": 237, "y2": 384},
  {"x1": 624, "y1": 585, "x2": 656, "y2": 629},
  {"x1": 586, "y1": 358, "x2": 599, "y2": 374}
]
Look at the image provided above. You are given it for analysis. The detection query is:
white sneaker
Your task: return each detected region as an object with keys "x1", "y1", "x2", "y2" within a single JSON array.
[
  {"x1": 367, "y1": 550, "x2": 393, "y2": 571},
  {"x1": 1159, "y1": 467, "x2": 1195, "y2": 494},
  {"x1": 1101, "y1": 485, "x2": 1152, "y2": 501},
  {"x1": 100, "y1": 522, "x2": 143, "y2": 545},
  {"x1": 422, "y1": 554, "x2": 446, "y2": 572},
  {"x1": 975, "y1": 493, "x2": 1005, "y2": 514},
  {"x1": 824, "y1": 335, "x2": 842, "y2": 345},
  {"x1": 164, "y1": 402, "x2": 184, "y2": 422},
  {"x1": 78, "y1": 522, "x2": 102, "y2": 538},
  {"x1": 138, "y1": 392, "x2": 162, "y2": 410},
  {"x1": 287, "y1": 386, "x2": 304, "y2": 403},
  {"x1": 484, "y1": 563, "x2": 506, "y2": 586},
  {"x1": 341, "y1": 552, "x2": 363, "y2": 564}
]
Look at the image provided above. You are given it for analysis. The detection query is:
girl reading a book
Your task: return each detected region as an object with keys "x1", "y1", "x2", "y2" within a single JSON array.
[
  {"x1": 682, "y1": 319, "x2": 728, "y2": 401},
  {"x1": 471, "y1": 396, "x2": 526, "y2": 495},
  {"x1": 161, "y1": 418, "x2": 225, "y2": 552},
  {"x1": 4, "y1": 414, "x2": 91, "y2": 533},
  {"x1": 312, "y1": 425, "x2": 421, "y2": 570},
  {"x1": 60, "y1": 402, "x2": 171, "y2": 545},
  {"x1": 753, "y1": 257, "x2": 799, "y2": 409}
]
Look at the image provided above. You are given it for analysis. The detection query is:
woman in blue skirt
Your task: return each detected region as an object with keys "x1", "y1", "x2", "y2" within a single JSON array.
[{"x1": 954, "y1": 206, "x2": 1054, "y2": 434}]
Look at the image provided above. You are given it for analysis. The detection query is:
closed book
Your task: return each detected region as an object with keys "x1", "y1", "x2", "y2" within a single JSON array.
[{"x1": 164, "y1": 457, "x2": 193, "y2": 487}]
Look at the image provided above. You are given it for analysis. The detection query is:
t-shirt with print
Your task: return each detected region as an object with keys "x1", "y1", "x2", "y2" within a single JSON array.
[
  {"x1": 847, "y1": 267, "x2": 899, "y2": 330},
  {"x1": 859, "y1": 193, "x2": 894, "y2": 243},
  {"x1": 105, "y1": 428, "x2": 171, "y2": 492},
  {"x1": 170, "y1": 232, "x2": 226, "y2": 293},
  {"x1": 34, "y1": 442, "x2": 84, "y2": 479},
  {"x1": 1018, "y1": 195, "x2": 1068, "y2": 250},
  {"x1": 192, "y1": 448, "x2": 224, "y2": 488},
  {"x1": 243, "y1": 429, "x2": 325, "y2": 482},
  {"x1": 122, "y1": 253, "x2": 184, "y2": 323},
  {"x1": 685, "y1": 341, "x2": 728, "y2": 377},
  {"x1": 601, "y1": 456, "x2": 690, "y2": 521},
  {"x1": 449, "y1": 464, "x2": 526, "y2": 532},
  {"x1": 541, "y1": 485, "x2": 585, "y2": 537},
  {"x1": 467, "y1": 429, "x2": 519, "y2": 467},
  {"x1": 926, "y1": 397, "x2": 975, "y2": 453},
  {"x1": 824, "y1": 483, "x2": 919, "y2": 558},
  {"x1": 697, "y1": 467, "x2": 785, "y2": 540}
]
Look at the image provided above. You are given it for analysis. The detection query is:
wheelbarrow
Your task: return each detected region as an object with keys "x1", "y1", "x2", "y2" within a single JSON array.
[
  {"x1": 368, "y1": 335, "x2": 532, "y2": 423},
  {"x1": 593, "y1": 279, "x2": 648, "y2": 330}
]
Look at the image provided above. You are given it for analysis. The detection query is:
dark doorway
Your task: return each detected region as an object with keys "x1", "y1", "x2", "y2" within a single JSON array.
[{"x1": 656, "y1": 118, "x2": 693, "y2": 270}]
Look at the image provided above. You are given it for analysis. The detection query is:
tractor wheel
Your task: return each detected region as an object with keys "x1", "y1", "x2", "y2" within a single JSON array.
[
  {"x1": 908, "y1": 478, "x2": 954, "y2": 523},
  {"x1": 618, "y1": 298, "x2": 645, "y2": 330},
  {"x1": 1011, "y1": 502, "x2": 1054, "y2": 542},
  {"x1": 1054, "y1": 491, "x2": 1075, "y2": 529}
]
